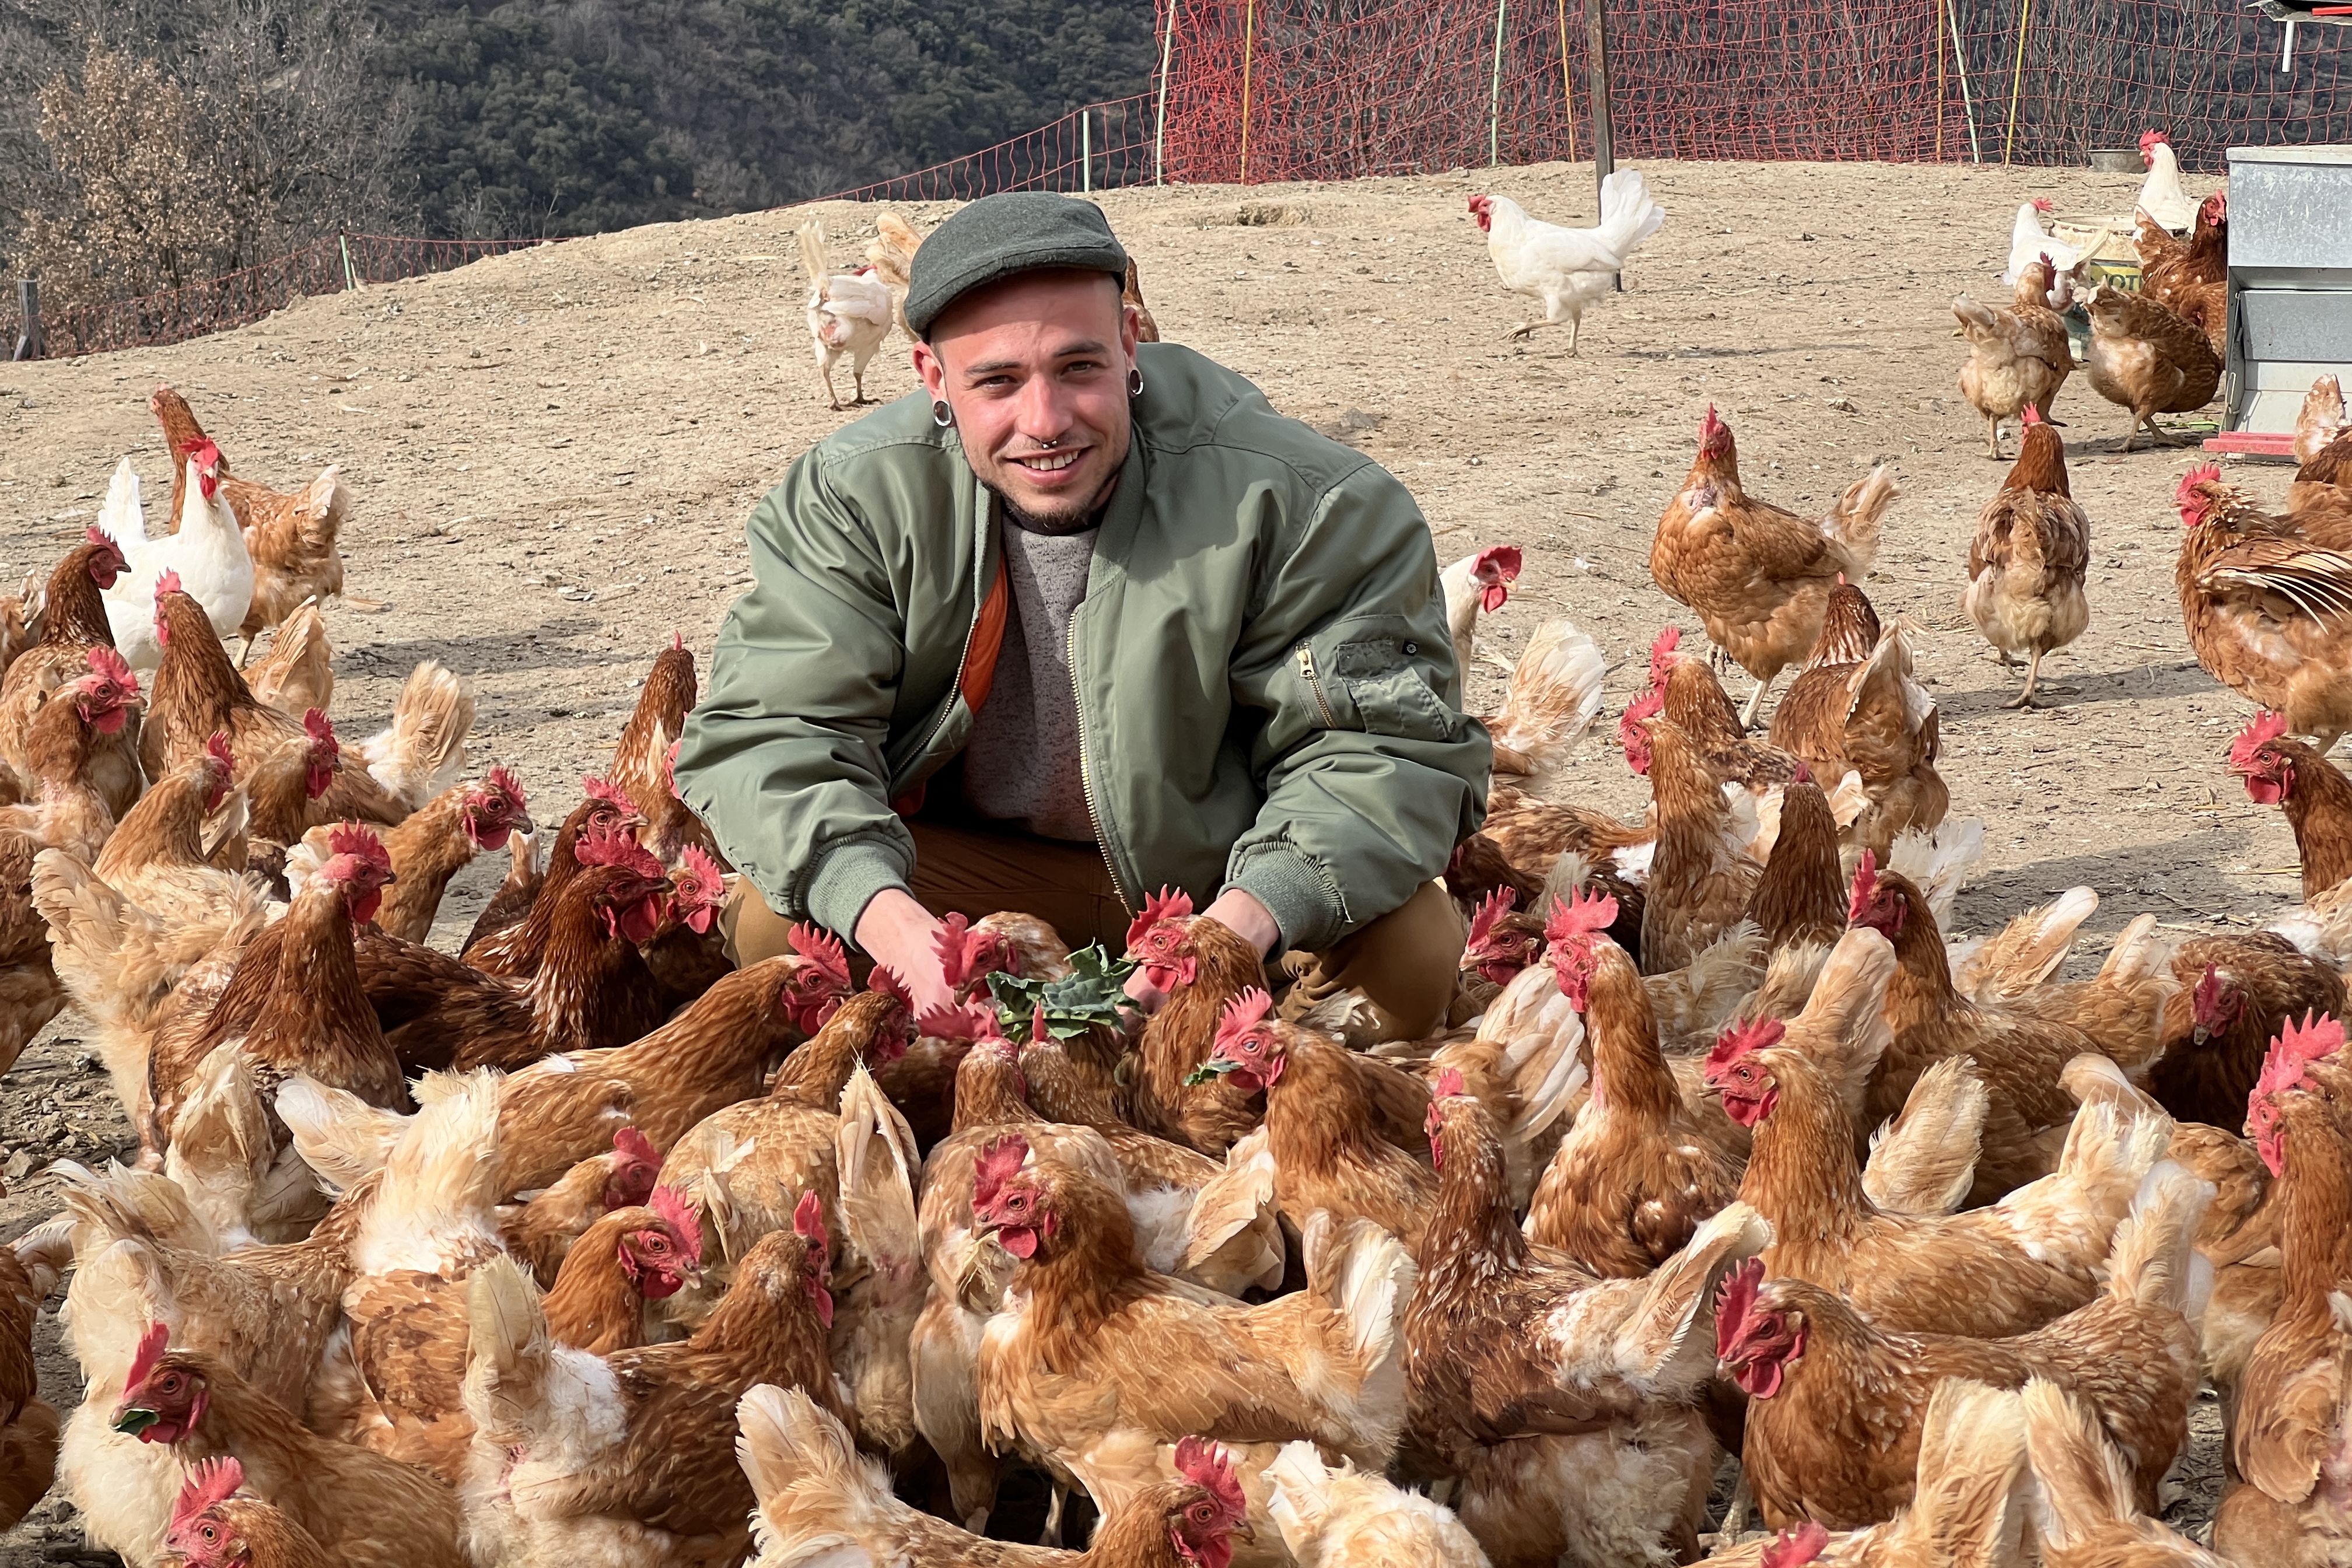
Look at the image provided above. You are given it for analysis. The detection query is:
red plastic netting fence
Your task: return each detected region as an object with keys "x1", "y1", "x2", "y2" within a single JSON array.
[
  {"x1": 1156, "y1": 0, "x2": 2351, "y2": 181},
  {"x1": 3, "y1": 233, "x2": 548, "y2": 360},
  {"x1": 822, "y1": 98, "x2": 1160, "y2": 204}
]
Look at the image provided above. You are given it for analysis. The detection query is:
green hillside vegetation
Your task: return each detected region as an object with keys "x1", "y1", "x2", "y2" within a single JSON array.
[{"x1": 0, "y1": 0, "x2": 1156, "y2": 309}]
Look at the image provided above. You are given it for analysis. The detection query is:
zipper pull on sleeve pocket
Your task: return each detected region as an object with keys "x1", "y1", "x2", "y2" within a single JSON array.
[{"x1": 1294, "y1": 642, "x2": 1339, "y2": 729}]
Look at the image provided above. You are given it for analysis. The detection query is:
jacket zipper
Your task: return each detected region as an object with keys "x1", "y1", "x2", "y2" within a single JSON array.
[
  {"x1": 1294, "y1": 642, "x2": 1339, "y2": 728},
  {"x1": 1068, "y1": 610, "x2": 1132, "y2": 914}
]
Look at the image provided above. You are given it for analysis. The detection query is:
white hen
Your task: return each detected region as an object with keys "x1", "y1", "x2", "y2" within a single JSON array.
[
  {"x1": 95, "y1": 449, "x2": 254, "y2": 671},
  {"x1": 1468, "y1": 170, "x2": 1664, "y2": 354},
  {"x1": 1439, "y1": 544, "x2": 1522, "y2": 676},
  {"x1": 2135, "y1": 130, "x2": 2199, "y2": 233},
  {"x1": 799, "y1": 217, "x2": 895, "y2": 411},
  {"x1": 2000, "y1": 199, "x2": 2081, "y2": 288}
]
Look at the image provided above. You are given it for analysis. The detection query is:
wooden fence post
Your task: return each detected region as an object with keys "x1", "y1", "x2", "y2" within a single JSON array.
[
  {"x1": 1583, "y1": 0, "x2": 1618, "y2": 288},
  {"x1": 11, "y1": 280, "x2": 40, "y2": 361}
]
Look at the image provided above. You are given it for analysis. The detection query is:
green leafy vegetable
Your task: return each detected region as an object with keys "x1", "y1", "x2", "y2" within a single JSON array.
[{"x1": 987, "y1": 944, "x2": 1138, "y2": 1042}]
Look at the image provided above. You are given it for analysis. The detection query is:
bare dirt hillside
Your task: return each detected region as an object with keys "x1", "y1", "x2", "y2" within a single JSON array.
[{"x1": 0, "y1": 158, "x2": 2266, "y2": 1559}]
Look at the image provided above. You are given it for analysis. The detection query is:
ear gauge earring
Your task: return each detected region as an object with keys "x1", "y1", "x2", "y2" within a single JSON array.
[
  {"x1": 932, "y1": 400, "x2": 956, "y2": 428},
  {"x1": 1128, "y1": 369, "x2": 1145, "y2": 398}
]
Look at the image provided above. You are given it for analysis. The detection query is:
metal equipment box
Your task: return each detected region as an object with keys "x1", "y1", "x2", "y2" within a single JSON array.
[{"x1": 2225, "y1": 144, "x2": 2352, "y2": 435}]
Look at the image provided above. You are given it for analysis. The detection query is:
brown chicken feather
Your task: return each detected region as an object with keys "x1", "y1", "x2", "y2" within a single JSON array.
[
  {"x1": 2175, "y1": 467, "x2": 2352, "y2": 752},
  {"x1": 1965, "y1": 414, "x2": 2091, "y2": 708},
  {"x1": 2084, "y1": 285, "x2": 2222, "y2": 452}
]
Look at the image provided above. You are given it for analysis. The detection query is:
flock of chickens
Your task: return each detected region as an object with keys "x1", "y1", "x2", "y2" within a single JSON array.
[{"x1": 0, "y1": 138, "x2": 2350, "y2": 1568}]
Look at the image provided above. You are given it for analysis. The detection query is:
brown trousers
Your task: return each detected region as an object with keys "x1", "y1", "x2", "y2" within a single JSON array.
[{"x1": 722, "y1": 820, "x2": 1465, "y2": 1040}]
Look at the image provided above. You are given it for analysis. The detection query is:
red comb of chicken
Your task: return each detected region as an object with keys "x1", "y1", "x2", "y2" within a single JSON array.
[
  {"x1": 1846, "y1": 850, "x2": 1879, "y2": 925},
  {"x1": 190, "y1": 440, "x2": 223, "y2": 499},
  {"x1": 1704, "y1": 1016, "x2": 1787, "y2": 1080},
  {"x1": 2174, "y1": 464, "x2": 2225, "y2": 522},
  {"x1": 582, "y1": 774, "x2": 626, "y2": 803},
  {"x1": 155, "y1": 568, "x2": 184, "y2": 599},
  {"x1": 485, "y1": 763, "x2": 526, "y2": 804},
  {"x1": 1544, "y1": 884, "x2": 1619, "y2": 947},
  {"x1": 204, "y1": 732, "x2": 235, "y2": 772},
  {"x1": 1126, "y1": 887, "x2": 1194, "y2": 952},
  {"x1": 2031, "y1": 196, "x2": 2054, "y2": 212},
  {"x1": 614, "y1": 1126, "x2": 660, "y2": 1169},
  {"x1": 870, "y1": 967, "x2": 914, "y2": 1016},
  {"x1": 2230, "y1": 710, "x2": 2292, "y2": 771},
  {"x1": 2021, "y1": 403, "x2": 2045, "y2": 426},
  {"x1": 85, "y1": 644, "x2": 136, "y2": 688},
  {"x1": 1432, "y1": 1066, "x2": 1466, "y2": 1100},
  {"x1": 793, "y1": 1189, "x2": 827, "y2": 1248},
  {"x1": 1172, "y1": 1435, "x2": 1247, "y2": 1522},
  {"x1": 127, "y1": 1322, "x2": 170, "y2": 1392},
  {"x1": 1466, "y1": 887, "x2": 1518, "y2": 949},
  {"x1": 2258, "y1": 1012, "x2": 2346, "y2": 1102},
  {"x1": 648, "y1": 1186, "x2": 704, "y2": 1262},
  {"x1": 1647, "y1": 625, "x2": 1682, "y2": 687},
  {"x1": 171, "y1": 1456, "x2": 244, "y2": 1534},
  {"x1": 575, "y1": 824, "x2": 663, "y2": 877},
  {"x1": 933, "y1": 911, "x2": 1012, "y2": 991},
  {"x1": 973, "y1": 1133, "x2": 1031, "y2": 1208},
  {"x1": 1212, "y1": 988, "x2": 1276, "y2": 1054},
  {"x1": 1714, "y1": 1256, "x2": 1766, "y2": 1359},
  {"x1": 303, "y1": 705, "x2": 337, "y2": 744},
  {"x1": 787, "y1": 922, "x2": 850, "y2": 986},
  {"x1": 916, "y1": 1000, "x2": 1005, "y2": 1044},
  {"x1": 326, "y1": 821, "x2": 391, "y2": 875}
]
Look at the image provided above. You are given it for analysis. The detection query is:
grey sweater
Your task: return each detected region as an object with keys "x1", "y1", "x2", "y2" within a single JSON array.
[{"x1": 960, "y1": 520, "x2": 1098, "y2": 841}]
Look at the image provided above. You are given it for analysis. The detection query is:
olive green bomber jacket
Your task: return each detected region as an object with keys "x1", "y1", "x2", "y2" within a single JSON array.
[{"x1": 674, "y1": 342, "x2": 1492, "y2": 953}]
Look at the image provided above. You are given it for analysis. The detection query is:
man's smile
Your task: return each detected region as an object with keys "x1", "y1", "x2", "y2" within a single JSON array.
[{"x1": 1012, "y1": 449, "x2": 1086, "y2": 475}]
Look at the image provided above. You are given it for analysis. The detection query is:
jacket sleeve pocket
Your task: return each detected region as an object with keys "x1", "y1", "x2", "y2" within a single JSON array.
[{"x1": 1296, "y1": 614, "x2": 1467, "y2": 744}]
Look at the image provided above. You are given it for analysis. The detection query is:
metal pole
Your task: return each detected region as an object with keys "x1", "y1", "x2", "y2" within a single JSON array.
[
  {"x1": 1934, "y1": 0, "x2": 1945, "y2": 162},
  {"x1": 1155, "y1": 0, "x2": 1179, "y2": 186},
  {"x1": 339, "y1": 232, "x2": 358, "y2": 290},
  {"x1": 2002, "y1": 0, "x2": 2031, "y2": 166},
  {"x1": 11, "y1": 279, "x2": 40, "y2": 361},
  {"x1": 1082, "y1": 110, "x2": 1093, "y2": 193},
  {"x1": 1583, "y1": 0, "x2": 1618, "y2": 286},
  {"x1": 1948, "y1": 0, "x2": 1983, "y2": 164},
  {"x1": 1556, "y1": 0, "x2": 1576, "y2": 161},
  {"x1": 1240, "y1": 0, "x2": 1257, "y2": 184},
  {"x1": 1488, "y1": 0, "x2": 1509, "y2": 168}
]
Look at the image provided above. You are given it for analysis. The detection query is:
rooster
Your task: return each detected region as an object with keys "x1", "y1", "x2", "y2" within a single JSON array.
[
  {"x1": 800, "y1": 217, "x2": 894, "y2": 411},
  {"x1": 95, "y1": 448, "x2": 255, "y2": 673},
  {"x1": 1963, "y1": 405, "x2": 2091, "y2": 708},
  {"x1": 1649, "y1": 406, "x2": 1895, "y2": 728},
  {"x1": 1466, "y1": 172, "x2": 1664, "y2": 354}
]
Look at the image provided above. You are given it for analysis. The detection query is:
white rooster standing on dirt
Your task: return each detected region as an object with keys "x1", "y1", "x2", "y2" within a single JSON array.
[
  {"x1": 1467, "y1": 170, "x2": 1665, "y2": 354},
  {"x1": 798, "y1": 217, "x2": 895, "y2": 410}
]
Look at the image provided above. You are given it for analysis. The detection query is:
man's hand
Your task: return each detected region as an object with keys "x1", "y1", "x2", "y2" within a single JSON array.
[
  {"x1": 1121, "y1": 887, "x2": 1282, "y2": 1017},
  {"x1": 854, "y1": 888, "x2": 958, "y2": 1017}
]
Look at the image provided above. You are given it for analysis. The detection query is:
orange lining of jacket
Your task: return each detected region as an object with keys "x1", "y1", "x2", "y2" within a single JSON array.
[{"x1": 890, "y1": 549, "x2": 1009, "y2": 817}]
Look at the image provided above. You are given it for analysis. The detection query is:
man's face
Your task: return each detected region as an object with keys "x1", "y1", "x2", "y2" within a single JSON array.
[{"x1": 914, "y1": 270, "x2": 1139, "y2": 530}]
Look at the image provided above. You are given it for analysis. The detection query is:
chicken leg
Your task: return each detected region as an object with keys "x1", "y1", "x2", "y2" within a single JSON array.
[
  {"x1": 1738, "y1": 670, "x2": 1774, "y2": 730},
  {"x1": 1986, "y1": 414, "x2": 2006, "y2": 460},
  {"x1": 2007, "y1": 647, "x2": 2074, "y2": 709}
]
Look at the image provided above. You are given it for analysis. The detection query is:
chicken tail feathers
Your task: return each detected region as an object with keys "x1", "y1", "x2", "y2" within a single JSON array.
[
  {"x1": 462, "y1": 1252, "x2": 552, "y2": 1443},
  {"x1": 276, "y1": 1073, "x2": 407, "y2": 1189},
  {"x1": 738, "y1": 1382, "x2": 892, "y2": 1558},
  {"x1": 797, "y1": 218, "x2": 832, "y2": 290},
  {"x1": 98, "y1": 457, "x2": 148, "y2": 551},
  {"x1": 1821, "y1": 464, "x2": 1897, "y2": 575},
  {"x1": 1952, "y1": 886, "x2": 2100, "y2": 1005},
  {"x1": 2021, "y1": 1377, "x2": 2140, "y2": 1548},
  {"x1": 1863, "y1": 1055, "x2": 1987, "y2": 1219},
  {"x1": 1488, "y1": 617, "x2": 1608, "y2": 783},
  {"x1": 1300, "y1": 1212, "x2": 1415, "y2": 1363},
  {"x1": 1595, "y1": 168, "x2": 1665, "y2": 259},
  {"x1": 1903, "y1": 1380, "x2": 2034, "y2": 1563},
  {"x1": 1618, "y1": 1199, "x2": 1772, "y2": 1377},
  {"x1": 1184, "y1": 1126, "x2": 1285, "y2": 1290},
  {"x1": 360, "y1": 660, "x2": 475, "y2": 813},
  {"x1": 1884, "y1": 818, "x2": 1984, "y2": 932},
  {"x1": 2102, "y1": 1160, "x2": 2213, "y2": 1320},
  {"x1": 351, "y1": 1069, "x2": 503, "y2": 1276}
]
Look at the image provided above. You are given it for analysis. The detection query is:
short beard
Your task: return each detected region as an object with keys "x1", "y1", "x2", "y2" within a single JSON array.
[{"x1": 985, "y1": 474, "x2": 1118, "y2": 537}]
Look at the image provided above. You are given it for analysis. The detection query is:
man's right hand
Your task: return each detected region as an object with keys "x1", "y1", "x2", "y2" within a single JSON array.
[{"x1": 853, "y1": 887, "x2": 960, "y2": 1017}]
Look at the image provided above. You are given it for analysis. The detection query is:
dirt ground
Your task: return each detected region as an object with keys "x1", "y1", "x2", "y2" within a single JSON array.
[{"x1": 0, "y1": 156, "x2": 2277, "y2": 1559}]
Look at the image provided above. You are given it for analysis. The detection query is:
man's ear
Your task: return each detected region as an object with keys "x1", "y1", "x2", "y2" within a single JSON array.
[{"x1": 912, "y1": 337, "x2": 947, "y2": 401}]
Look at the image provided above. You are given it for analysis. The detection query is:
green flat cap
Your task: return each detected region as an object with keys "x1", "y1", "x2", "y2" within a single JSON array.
[{"x1": 904, "y1": 192, "x2": 1130, "y2": 337}]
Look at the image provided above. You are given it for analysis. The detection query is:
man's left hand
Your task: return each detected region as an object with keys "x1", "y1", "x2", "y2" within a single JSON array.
[{"x1": 1121, "y1": 887, "x2": 1282, "y2": 1017}]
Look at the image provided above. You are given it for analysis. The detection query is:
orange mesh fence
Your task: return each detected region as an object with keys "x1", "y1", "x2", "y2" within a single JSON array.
[{"x1": 1158, "y1": 0, "x2": 2352, "y2": 178}]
